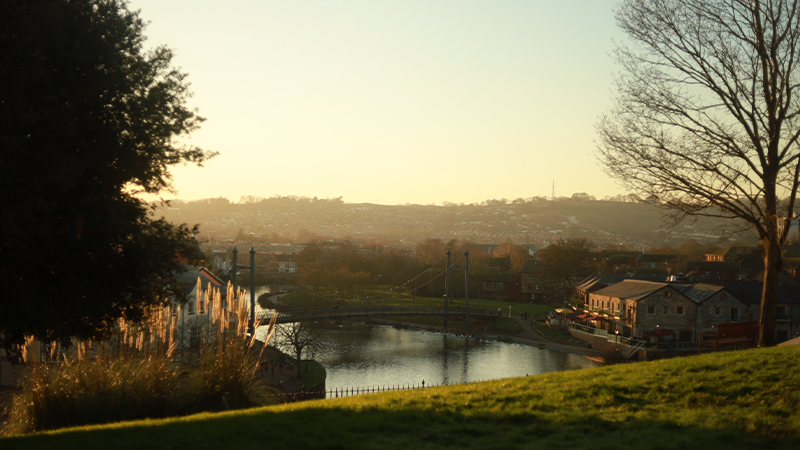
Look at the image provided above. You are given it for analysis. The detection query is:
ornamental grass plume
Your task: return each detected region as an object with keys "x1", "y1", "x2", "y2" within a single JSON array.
[
  {"x1": 3, "y1": 311, "x2": 179, "y2": 436},
  {"x1": 179, "y1": 282, "x2": 278, "y2": 412},
  {"x1": 2, "y1": 280, "x2": 279, "y2": 436}
]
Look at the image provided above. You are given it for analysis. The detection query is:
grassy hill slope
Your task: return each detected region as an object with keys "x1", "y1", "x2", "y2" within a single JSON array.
[{"x1": 3, "y1": 346, "x2": 799, "y2": 450}]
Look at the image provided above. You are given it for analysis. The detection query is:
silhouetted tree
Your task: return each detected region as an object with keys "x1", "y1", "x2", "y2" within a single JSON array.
[
  {"x1": 276, "y1": 322, "x2": 324, "y2": 378},
  {"x1": 0, "y1": 1, "x2": 214, "y2": 351},
  {"x1": 596, "y1": 0, "x2": 800, "y2": 345}
]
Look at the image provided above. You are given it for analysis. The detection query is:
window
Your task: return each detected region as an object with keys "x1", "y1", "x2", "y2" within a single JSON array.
[
  {"x1": 675, "y1": 305, "x2": 684, "y2": 315},
  {"x1": 777, "y1": 329, "x2": 789, "y2": 342},
  {"x1": 777, "y1": 306, "x2": 787, "y2": 316},
  {"x1": 730, "y1": 307, "x2": 740, "y2": 322},
  {"x1": 714, "y1": 306, "x2": 721, "y2": 315},
  {"x1": 662, "y1": 305, "x2": 669, "y2": 314},
  {"x1": 647, "y1": 305, "x2": 656, "y2": 314},
  {"x1": 188, "y1": 301, "x2": 195, "y2": 315},
  {"x1": 664, "y1": 291, "x2": 672, "y2": 298}
]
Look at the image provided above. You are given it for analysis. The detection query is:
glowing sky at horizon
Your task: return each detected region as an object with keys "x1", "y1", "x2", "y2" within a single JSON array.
[{"x1": 129, "y1": 0, "x2": 627, "y2": 205}]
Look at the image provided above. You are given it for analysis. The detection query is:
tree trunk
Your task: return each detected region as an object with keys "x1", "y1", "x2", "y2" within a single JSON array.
[
  {"x1": 296, "y1": 348, "x2": 302, "y2": 378},
  {"x1": 759, "y1": 235, "x2": 780, "y2": 347}
]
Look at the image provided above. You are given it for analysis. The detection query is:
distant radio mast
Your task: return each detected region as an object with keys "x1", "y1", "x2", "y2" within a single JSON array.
[{"x1": 551, "y1": 179, "x2": 555, "y2": 201}]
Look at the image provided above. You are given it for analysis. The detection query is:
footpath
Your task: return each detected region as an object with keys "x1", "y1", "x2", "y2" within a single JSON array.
[{"x1": 508, "y1": 317, "x2": 600, "y2": 357}]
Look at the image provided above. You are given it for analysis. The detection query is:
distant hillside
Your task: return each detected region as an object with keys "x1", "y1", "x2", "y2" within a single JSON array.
[{"x1": 158, "y1": 196, "x2": 758, "y2": 247}]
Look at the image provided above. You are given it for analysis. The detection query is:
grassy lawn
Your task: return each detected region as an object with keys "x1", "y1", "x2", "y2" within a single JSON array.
[
  {"x1": 484, "y1": 318, "x2": 523, "y2": 335},
  {"x1": 298, "y1": 360, "x2": 326, "y2": 388},
  {"x1": 3, "y1": 346, "x2": 799, "y2": 449},
  {"x1": 282, "y1": 289, "x2": 557, "y2": 318}
]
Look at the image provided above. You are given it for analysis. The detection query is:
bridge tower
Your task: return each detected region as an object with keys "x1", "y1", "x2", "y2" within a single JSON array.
[
  {"x1": 444, "y1": 250, "x2": 451, "y2": 329},
  {"x1": 230, "y1": 246, "x2": 257, "y2": 336}
]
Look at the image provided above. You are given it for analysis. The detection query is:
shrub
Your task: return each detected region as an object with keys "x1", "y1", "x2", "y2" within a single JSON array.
[
  {"x1": 4, "y1": 352, "x2": 176, "y2": 434},
  {"x1": 2, "y1": 281, "x2": 277, "y2": 435}
]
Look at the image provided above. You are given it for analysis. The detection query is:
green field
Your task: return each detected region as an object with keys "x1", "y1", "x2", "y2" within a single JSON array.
[
  {"x1": 280, "y1": 289, "x2": 555, "y2": 318},
  {"x1": 3, "y1": 346, "x2": 799, "y2": 449}
]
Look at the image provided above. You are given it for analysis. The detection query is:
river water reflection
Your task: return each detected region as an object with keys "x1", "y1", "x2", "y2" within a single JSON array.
[{"x1": 306, "y1": 324, "x2": 597, "y2": 390}]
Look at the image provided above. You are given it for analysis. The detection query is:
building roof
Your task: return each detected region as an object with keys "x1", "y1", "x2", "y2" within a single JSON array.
[
  {"x1": 175, "y1": 265, "x2": 227, "y2": 301},
  {"x1": 626, "y1": 269, "x2": 670, "y2": 282},
  {"x1": 592, "y1": 280, "x2": 668, "y2": 301},
  {"x1": 607, "y1": 254, "x2": 637, "y2": 263},
  {"x1": 675, "y1": 283, "x2": 725, "y2": 303},
  {"x1": 685, "y1": 261, "x2": 742, "y2": 271},
  {"x1": 638, "y1": 254, "x2": 679, "y2": 263},
  {"x1": 718, "y1": 281, "x2": 800, "y2": 305},
  {"x1": 574, "y1": 274, "x2": 626, "y2": 293},
  {"x1": 600, "y1": 250, "x2": 642, "y2": 258},
  {"x1": 707, "y1": 246, "x2": 757, "y2": 257}
]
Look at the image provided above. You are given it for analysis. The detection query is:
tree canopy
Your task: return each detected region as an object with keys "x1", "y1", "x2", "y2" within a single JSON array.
[
  {"x1": 597, "y1": 0, "x2": 800, "y2": 346},
  {"x1": 0, "y1": 0, "x2": 215, "y2": 350}
]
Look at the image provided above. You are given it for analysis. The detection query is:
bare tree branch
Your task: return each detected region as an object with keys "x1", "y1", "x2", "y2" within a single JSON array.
[{"x1": 597, "y1": 0, "x2": 800, "y2": 346}]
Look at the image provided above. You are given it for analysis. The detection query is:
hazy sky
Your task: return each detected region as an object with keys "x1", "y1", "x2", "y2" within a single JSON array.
[{"x1": 130, "y1": 0, "x2": 627, "y2": 205}]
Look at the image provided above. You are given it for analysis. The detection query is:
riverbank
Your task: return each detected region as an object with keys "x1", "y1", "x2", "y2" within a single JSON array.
[{"x1": 364, "y1": 315, "x2": 601, "y2": 358}]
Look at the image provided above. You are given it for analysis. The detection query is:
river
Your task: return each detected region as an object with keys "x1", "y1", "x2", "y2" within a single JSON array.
[
  {"x1": 288, "y1": 323, "x2": 596, "y2": 390},
  {"x1": 250, "y1": 286, "x2": 597, "y2": 390}
]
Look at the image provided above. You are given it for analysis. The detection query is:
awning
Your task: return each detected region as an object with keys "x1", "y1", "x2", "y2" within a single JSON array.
[
  {"x1": 555, "y1": 308, "x2": 573, "y2": 314},
  {"x1": 654, "y1": 329, "x2": 675, "y2": 336},
  {"x1": 576, "y1": 314, "x2": 607, "y2": 321}
]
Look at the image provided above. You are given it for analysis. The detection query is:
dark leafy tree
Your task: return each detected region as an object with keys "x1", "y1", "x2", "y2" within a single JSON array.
[
  {"x1": 536, "y1": 238, "x2": 597, "y2": 302},
  {"x1": 0, "y1": 0, "x2": 215, "y2": 350},
  {"x1": 596, "y1": 0, "x2": 800, "y2": 345}
]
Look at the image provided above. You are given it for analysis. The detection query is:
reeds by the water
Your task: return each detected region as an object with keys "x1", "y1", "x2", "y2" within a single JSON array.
[{"x1": 3, "y1": 280, "x2": 277, "y2": 435}]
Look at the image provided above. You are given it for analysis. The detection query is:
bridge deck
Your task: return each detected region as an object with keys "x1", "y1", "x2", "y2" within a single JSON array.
[{"x1": 258, "y1": 305, "x2": 503, "y2": 324}]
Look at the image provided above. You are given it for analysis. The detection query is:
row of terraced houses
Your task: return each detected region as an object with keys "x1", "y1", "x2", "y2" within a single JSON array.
[{"x1": 573, "y1": 277, "x2": 800, "y2": 346}]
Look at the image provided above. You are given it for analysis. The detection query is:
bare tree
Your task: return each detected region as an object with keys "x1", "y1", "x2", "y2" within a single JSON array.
[
  {"x1": 275, "y1": 322, "x2": 324, "y2": 378},
  {"x1": 597, "y1": 0, "x2": 800, "y2": 346}
]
